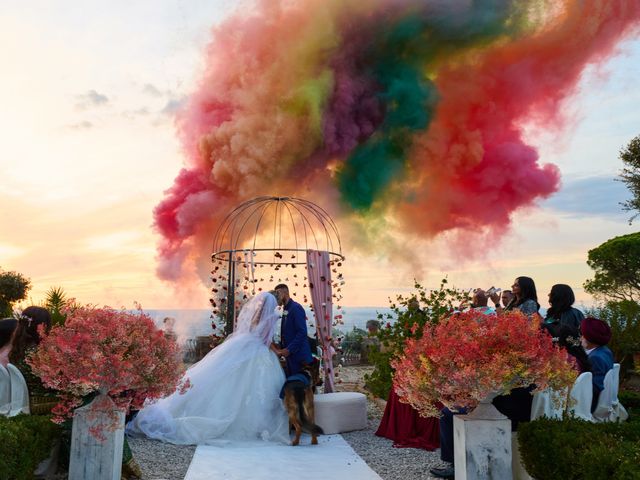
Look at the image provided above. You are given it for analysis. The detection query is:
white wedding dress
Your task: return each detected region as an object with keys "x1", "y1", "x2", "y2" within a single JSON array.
[{"x1": 126, "y1": 292, "x2": 289, "y2": 445}]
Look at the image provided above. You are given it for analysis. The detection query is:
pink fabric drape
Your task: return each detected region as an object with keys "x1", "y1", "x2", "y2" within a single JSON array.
[{"x1": 306, "y1": 249, "x2": 335, "y2": 393}]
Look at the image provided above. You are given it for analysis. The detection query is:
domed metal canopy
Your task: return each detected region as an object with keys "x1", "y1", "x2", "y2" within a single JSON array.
[
  {"x1": 211, "y1": 196, "x2": 344, "y2": 334},
  {"x1": 211, "y1": 196, "x2": 344, "y2": 265}
]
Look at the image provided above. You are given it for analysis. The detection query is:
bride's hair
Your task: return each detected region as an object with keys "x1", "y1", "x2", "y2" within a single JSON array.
[{"x1": 234, "y1": 292, "x2": 279, "y2": 346}]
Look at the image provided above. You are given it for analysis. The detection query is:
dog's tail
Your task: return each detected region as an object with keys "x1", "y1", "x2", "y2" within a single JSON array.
[{"x1": 293, "y1": 388, "x2": 324, "y2": 435}]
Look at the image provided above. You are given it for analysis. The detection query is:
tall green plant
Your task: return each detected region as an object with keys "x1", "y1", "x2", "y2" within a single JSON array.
[
  {"x1": 44, "y1": 286, "x2": 68, "y2": 326},
  {"x1": 618, "y1": 133, "x2": 640, "y2": 223},
  {"x1": 364, "y1": 278, "x2": 469, "y2": 398},
  {"x1": 584, "y1": 232, "x2": 640, "y2": 302}
]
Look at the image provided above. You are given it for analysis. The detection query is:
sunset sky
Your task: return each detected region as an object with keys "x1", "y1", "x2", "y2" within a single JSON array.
[{"x1": 1, "y1": 1, "x2": 639, "y2": 310}]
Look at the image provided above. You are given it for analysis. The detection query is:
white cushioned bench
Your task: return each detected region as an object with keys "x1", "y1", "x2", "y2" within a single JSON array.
[{"x1": 314, "y1": 392, "x2": 367, "y2": 435}]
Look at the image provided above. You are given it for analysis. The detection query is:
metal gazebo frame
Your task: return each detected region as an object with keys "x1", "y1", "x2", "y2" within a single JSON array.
[{"x1": 211, "y1": 196, "x2": 344, "y2": 333}]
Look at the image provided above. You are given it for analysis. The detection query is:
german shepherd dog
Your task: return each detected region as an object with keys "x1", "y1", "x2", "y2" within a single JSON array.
[{"x1": 283, "y1": 358, "x2": 324, "y2": 446}]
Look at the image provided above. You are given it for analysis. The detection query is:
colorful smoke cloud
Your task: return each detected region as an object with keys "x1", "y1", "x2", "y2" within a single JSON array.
[{"x1": 154, "y1": 0, "x2": 640, "y2": 282}]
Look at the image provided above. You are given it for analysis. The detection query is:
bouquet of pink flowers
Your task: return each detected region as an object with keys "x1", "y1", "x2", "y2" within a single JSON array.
[
  {"x1": 392, "y1": 310, "x2": 577, "y2": 418},
  {"x1": 29, "y1": 304, "x2": 189, "y2": 423}
]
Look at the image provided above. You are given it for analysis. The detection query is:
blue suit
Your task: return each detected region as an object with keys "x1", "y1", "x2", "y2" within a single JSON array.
[
  {"x1": 588, "y1": 345, "x2": 613, "y2": 412},
  {"x1": 280, "y1": 299, "x2": 313, "y2": 376}
]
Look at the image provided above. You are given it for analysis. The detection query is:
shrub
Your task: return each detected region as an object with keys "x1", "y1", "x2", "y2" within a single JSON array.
[
  {"x1": 393, "y1": 310, "x2": 576, "y2": 417},
  {"x1": 28, "y1": 304, "x2": 189, "y2": 428},
  {"x1": 620, "y1": 390, "x2": 640, "y2": 411},
  {"x1": 0, "y1": 415, "x2": 60, "y2": 480},
  {"x1": 364, "y1": 279, "x2": 469, "y2": 398},
  {"x1": 518, "y1": 416, "x2": 640, "y2": 480}
]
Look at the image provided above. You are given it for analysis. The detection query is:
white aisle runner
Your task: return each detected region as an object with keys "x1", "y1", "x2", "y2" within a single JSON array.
[{"x1": 184, "y1": 434, "x2": 382, "y2": 480}]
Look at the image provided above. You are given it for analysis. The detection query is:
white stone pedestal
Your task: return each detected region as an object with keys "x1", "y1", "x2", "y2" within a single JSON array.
[
  {"x1": 69, "y1": 394, "x2": 124, "y2": 480},
  {"x1": 453, "y1": 400, "x2": 512, "y2": 480}
]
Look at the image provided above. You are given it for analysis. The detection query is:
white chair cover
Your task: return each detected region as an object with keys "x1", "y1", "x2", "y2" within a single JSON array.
[
  {"x1": 0, "y1": 365, "x2": 11, "y2": 416},
  {"x1": 530, "y1": 388, "x2": 565, "y2": 420},
  {"x1": 593, "y1": 363, "x2": 628, "y2": 423},
  {"x1": 567, "y1": 372, "x2": 593, "y2": 421},
  {"x1": 7, "y1": 363, "x2": 30, "y2": 416}
]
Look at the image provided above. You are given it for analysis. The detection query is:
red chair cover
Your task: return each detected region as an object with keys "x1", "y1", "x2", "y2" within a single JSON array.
[{"x1": 375, "y1": 386, "x2": 440, "y2": 450}]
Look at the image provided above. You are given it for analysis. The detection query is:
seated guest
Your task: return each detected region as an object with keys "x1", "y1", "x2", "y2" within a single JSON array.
[
  {"x1": 502, "y1": 276, "x2": 540, "y2": 317},
  {"x1": 581, "y1": 317, "x2": 613, "y2": 412},
  {"x1": 9, "y1": 307, "x2": 57, "y2": 414},
  {"x1": 501, "y1": 289, "x2": 514, "y2": 309},
  {"x1": 489, "y1": 289, "x2": 513, "y2": 311},
  {"x1": 469, "y1": 289, "x2": 495, "y2": 315},
  {"x1": 366, "y1": 319, "x2": 381, "y2": 336},
  {"x1": 0, "y1": 318, "x2": 17, "y2": 368},
  {"x1": 543, "y1": 284, "x2": 584, "y2": 331},
  {"x1": 162, "y1": 316, "x2": 178, "y2": 342},
  {"x1": 555, "y1": 324, "x2": 591, "y2": 373},
  {"x1": 541, "y1": 285, "x2": 588, "y2": 372},
  {"x1": 407, "y1": 297, "x2": 423, "y2": 315}
]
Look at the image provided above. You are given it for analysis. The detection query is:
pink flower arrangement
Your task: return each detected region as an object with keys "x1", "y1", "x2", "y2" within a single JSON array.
[
  {"x1": 28, "y1": 304, "x2": 189, "y2": 424},
  {"x1": 392, "y1": 310, "x2": 577, "y2": 418}
]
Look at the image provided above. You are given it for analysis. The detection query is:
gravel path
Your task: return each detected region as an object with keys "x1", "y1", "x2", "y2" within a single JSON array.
[
  {"x1": 129, "y1": 366, "x2": 443, "y2": 479},
  {"x1": 129, "y1": 438, "x2": 195, "y2": 480},
  {"x1": 342, "y1": 418, "x2": 441, "y2": 480}
]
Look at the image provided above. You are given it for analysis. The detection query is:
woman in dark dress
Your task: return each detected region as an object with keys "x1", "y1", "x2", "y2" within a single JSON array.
[
  {"x1": 541, "y1": 284, "x2": 589, "y2": 372},
  {"x1": 503, "y1": 276, "x2": 540, "y2": 316},
  {"x1": 543, "y1": 284, "x2": 584, "y2": 331}
]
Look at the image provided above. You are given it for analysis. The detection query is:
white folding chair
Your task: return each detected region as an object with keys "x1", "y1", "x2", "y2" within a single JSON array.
[
  {"x1": 7, "y1": 363, "x2": 30, "y2": 416},
  {"x1": 0, "y1": 365, "x2": 11, "y2": 416},
  {"x1": 530, "y1": 388, "x2": 565, "y2": 420},
  {"x1": 567, "y1": 372, "x2": 593, "y2": 421},
  {"x1": 593, "y1": 363, "x2": 628, "y2": 423}
]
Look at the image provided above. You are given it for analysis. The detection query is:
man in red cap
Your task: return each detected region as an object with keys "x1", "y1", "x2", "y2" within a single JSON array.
[{"x1": 581, "y1": 316, "x2": 614, "y2": 412}]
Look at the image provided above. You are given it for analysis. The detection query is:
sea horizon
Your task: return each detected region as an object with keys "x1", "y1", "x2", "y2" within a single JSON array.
[
  {"x1": 142, "y1": 303, "x2": 557, "y2": 344},
  {"x1": 143, "y1": 306, "x2": 396, "y2": 344}
]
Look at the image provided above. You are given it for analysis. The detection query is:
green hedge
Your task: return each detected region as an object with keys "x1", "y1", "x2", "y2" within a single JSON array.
[
  {"x1": 620, "y1": 390, "x2": 640, "y2": 411},
  {"x1": 518, "y1": 413, "x2": 640, "y2": 480},
  {"x1": 0, "y1": 415, "x2": 60, "y2": 480}
]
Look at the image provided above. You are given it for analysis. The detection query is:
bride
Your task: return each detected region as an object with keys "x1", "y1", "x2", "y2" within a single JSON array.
[{"x1": 126, "y1": 291, "x2": 289, "y2": 445}]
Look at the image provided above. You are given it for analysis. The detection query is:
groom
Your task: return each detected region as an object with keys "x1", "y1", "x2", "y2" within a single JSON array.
[{"x1": 273, "y1": 284, "x2": 313, "y2": 376}]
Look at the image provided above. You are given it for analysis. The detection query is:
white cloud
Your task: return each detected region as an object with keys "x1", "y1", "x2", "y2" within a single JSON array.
[
  {"x1": 142, "y1": 83, "x2": 164, "y2": 97},
  {"x1": 75, "y1": 89, "x2": 109, "y2": 109}
]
